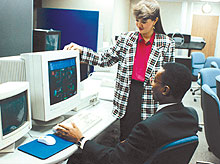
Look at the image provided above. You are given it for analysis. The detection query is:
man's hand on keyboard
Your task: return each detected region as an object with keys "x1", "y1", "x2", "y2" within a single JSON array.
[{"x1": 55, "y1": 122, "x2": 84, "y2": 143}]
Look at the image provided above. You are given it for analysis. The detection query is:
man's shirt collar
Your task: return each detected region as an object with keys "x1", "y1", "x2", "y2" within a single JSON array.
[{"x1": 157, "y1": 103, "x2": 178, "y2": 112}]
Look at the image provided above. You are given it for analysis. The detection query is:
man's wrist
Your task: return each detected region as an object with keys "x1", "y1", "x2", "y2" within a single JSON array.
[
  {"x1": 77, "y1": 137, "x2": 84, "y2": 145},
  {"x1": 77, "y1": 137, "x2": 87, "y2": 149},
  {"x1": 77, "y1": 137, "x2": 85, "y2": 146}
]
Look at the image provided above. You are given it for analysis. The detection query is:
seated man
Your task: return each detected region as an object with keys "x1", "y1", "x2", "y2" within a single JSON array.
[{"x1": 55, "y1": 62, "x2": 199, "y2": 164}]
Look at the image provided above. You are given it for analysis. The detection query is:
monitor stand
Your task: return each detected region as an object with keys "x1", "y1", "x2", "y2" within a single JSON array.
[
  {"x1": 0, "y1": 143, "x2": 15, "y2": 153},
  {"x1": 32, "y1": 116, "x2": 65, "y2": 127}
]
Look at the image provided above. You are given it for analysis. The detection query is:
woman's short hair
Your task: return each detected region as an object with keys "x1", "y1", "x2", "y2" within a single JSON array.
[{"x1": 133, "y1": 0, "x2": 165, "y2": 34}]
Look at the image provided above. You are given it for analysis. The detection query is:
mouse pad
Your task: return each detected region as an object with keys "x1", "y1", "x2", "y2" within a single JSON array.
[{"x1": 18, "y1": 134, "x2": 75, "y2": 160}]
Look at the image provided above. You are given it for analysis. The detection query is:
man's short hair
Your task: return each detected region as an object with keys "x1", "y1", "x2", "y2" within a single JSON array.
[{"x1": 161, "y1": 62, "x2": 192, "y2": 99}]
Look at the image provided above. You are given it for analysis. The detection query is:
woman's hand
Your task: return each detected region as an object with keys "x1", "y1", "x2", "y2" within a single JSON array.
[
  {"x1": 55, "y1": 122, "x2": 84, "y2": 143},
  {"x1": 63, "y1": 42, "x2": 83, "y2": 53}
]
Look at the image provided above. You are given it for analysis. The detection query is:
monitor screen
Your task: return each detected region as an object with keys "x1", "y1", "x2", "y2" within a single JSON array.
[
  {"x1": 46, "y1": 34, "x2": 59, "y2": 51},
  {"x1": 48, "y1": 57, "x2": 77, "y2": 105},
  {"x1": 1, "y1": 91, "x2": 28, "y2": 136}
]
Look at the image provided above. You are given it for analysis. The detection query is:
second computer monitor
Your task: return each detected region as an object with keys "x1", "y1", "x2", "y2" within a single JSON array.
[
  {"x1": 0, "y1": 82, "x2": 32, "y2": 151},
  {"x1": 33, "y1": 29, "x2": 61, "y2": 52}
]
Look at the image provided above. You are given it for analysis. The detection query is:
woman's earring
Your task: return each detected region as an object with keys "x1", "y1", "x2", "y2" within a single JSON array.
[{"x1": 153, "y1": 26, "x2": 155, "y2": 30}]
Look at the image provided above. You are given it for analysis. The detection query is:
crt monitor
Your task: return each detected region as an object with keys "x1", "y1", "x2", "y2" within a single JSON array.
[
  {"x1": 21, "y1": 50, "x2": 80, "y2": 123},
  {"x1": 0, "y1": 82, "x2": 32, "y2": 151},
  {"x1": 33, "y1": 29, "x2": 61, "y2": 52}
]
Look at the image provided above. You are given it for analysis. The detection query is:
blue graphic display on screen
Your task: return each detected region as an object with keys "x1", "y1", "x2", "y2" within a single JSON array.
[
  {"x1": 0, "y1": 92, "x2": 28, "y2": 136},
  {"x1": 48, "y1": 57, "x2": 77, "y2": 105}
]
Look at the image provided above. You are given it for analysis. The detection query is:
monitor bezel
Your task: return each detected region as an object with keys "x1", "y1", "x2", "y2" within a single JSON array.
[{"x1": 0, "y1": 82, "x2": 32, "y2": 150}]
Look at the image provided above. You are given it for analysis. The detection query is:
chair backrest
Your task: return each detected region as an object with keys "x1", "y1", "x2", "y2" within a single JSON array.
[
  {"x1": 191, "y1": 52, "x2": 206, "y2": 76},
  {"x1": 144, "y1": 135, "x2": 199, "y2": 164},
  {"x1": 201, "y1": 84, "x2": 220, "y2": 159},
  {"x1": 204, "y1": 57, "x2": 220, "y2": 68},
  {"x1": 199, "y1": 68, "x2": 220, "y2": 93}
]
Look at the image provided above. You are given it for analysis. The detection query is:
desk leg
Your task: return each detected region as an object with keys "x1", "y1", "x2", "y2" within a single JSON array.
[{"x1": 188, "y1": 49, "x2": 192, "y2": 57}]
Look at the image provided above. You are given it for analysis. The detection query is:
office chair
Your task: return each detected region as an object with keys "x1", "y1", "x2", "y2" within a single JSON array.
[
  {"x1": 191, "y1": 54, "x2": 220, "y2": 101},
  {"x1": 191, "y1": 52, "x2": 206, "y2": 78},
  {"x1": 201, "y1": 84, "x2": 220, "y2": 159},
  {"x1": 191, "y1": 52, "x2": 206, "y2": 101},
  {"x1": 144, "y1": 135, "x2": 199, "y2": 164},
  {"x1": 200, "y1": 68, "x2": 220, "y2": 94},
  {"x1": 204, "y1": 57, "x2": 220, "y2": 68}
]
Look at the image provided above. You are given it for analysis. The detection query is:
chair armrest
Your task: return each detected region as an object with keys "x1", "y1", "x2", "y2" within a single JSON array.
[{"x1": 210, "y1": 61, "x2": 218, "y2": 68}]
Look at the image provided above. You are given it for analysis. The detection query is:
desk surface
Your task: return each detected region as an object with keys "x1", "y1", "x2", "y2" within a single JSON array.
[{"x1": 0, "y1": 100, "x2": 116, "y2": 164}]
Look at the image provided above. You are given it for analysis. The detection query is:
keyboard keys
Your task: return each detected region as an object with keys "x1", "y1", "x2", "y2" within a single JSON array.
[{"x1": 53, "y1": 111, "x2": 102, "y2": 133}]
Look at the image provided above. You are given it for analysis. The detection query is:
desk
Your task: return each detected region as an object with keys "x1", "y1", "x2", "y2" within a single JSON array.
[{"x1": 0, "y1": 100, "x2": 116, "y2": 164}]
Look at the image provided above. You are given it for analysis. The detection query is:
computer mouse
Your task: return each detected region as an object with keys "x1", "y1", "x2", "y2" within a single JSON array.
[{"x1": 37, "y1": 136, "x2": 56, "y2": 146}]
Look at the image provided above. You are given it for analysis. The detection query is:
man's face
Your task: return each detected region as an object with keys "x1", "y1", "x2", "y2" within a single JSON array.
[{"x1": 150, "y1": 69, "x2": 165, "y2": 102}]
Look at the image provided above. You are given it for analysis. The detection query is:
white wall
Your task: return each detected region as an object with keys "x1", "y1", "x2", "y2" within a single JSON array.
[
  {"x1": 192, "y1": 2, "x2": 220, "y2": 57},
  {"x1": 129, "y1": 0, "x2": 139, "y2": 31},
  {"x1": 42, "y1": 0, "x2": 130, "y2": 46},
  {"x1": 112, "y1": 0, "x2": 130, "y2": 40},
  {"x1": 159, "y1": 1, "x2": 183, "y2": 34}
]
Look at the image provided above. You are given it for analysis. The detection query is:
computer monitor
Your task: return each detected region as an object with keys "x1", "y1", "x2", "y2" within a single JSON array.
[
  {"x1": 0, "y1": 82, "x2": 32, "y2": 151},
  {"x1": 33, "y1": 29, "x2": 61, "y2": 52},
  {"x1": 21, "y1": 50, "x2": 80, "y2": 124}
]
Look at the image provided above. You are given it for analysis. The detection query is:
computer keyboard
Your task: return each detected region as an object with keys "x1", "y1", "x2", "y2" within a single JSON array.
[{"x1": 53, "y1": 111, "x2": 102, "y2": 133}]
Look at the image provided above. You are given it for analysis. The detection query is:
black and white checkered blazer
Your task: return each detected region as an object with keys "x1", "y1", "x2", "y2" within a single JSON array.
[{"x1": 81, "y1": 31, "x2": 175, "y2": 120}]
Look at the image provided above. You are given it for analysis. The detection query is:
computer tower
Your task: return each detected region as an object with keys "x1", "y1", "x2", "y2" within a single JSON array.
[{"x1": 33, "y1": 29, "x2": 61, "y2": 52}]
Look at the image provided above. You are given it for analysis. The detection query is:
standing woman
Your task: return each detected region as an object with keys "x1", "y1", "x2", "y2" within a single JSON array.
[{"x1": 64, "y1": 0, "x2": 175, "y2": 141}]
